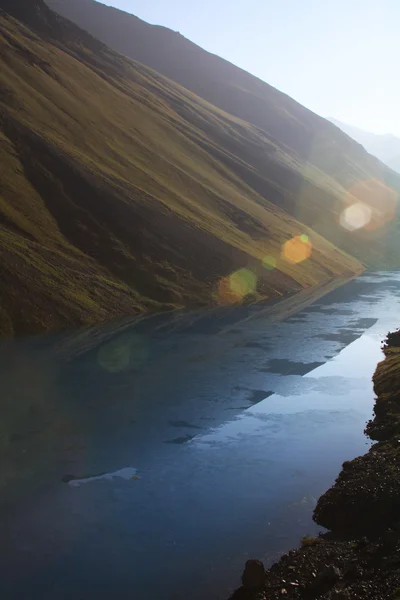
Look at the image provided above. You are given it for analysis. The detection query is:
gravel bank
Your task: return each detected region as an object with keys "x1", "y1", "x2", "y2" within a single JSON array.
[{"x1": 229, "y1": 330, "x2": 400, "y2": 600}]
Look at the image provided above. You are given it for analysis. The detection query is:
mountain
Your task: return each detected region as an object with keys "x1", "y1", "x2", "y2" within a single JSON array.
[
  {"x1": 330, "y1": 118, "x2": 400, "y2": 174},
  {"x1": 0, "y1": 1, "x2": 398, "y2": 336},
  {"x1": 45, "y1": 0, "x2": 400, "y2": 261},
  {"x1": 44, "y1": 2, "x2": 393, "y2": 169}
]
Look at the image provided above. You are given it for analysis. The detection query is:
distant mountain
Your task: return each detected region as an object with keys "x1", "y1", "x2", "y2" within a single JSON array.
[
  {"x1": 330, "y1": 118, "x2": 400, "y2": 173},
  {"x1": 0, "y1": 0, "x2": 399, "y2": 336}
]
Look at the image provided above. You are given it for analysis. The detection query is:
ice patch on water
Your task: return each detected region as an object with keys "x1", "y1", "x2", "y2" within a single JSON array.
[{"x1": 67, "y1": 467, "x2": 139, "y2": 487}]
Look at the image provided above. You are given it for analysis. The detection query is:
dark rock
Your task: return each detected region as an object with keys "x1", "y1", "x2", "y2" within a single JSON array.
[
  {"x1": 313, "y1": 446, "x2": 400, "y2": 535},
  {"x1": 306, "y1": 565, "x2": 342, "y2": 596},
  {"x1": 317, "y1": 565, "x2": 342, "y2": 581},
  {"x1": 242, "y1": 559, "x2": 265, "y2": 590},
  {"x1": 343, "y1": 563, "x2": 362, "y2": 581},
  {"x1": 384, "y1": 329, "x2": 400, "y2": 348}
]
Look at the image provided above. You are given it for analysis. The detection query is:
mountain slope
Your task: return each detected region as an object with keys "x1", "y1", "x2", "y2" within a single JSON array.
[
  {"x1": 0, "y1": 0, "x2": 369, "y2": 336},
  {"x1": 330, "y1": 118, "x2": 400, "y2": 174},
  {"x1": 45, "y1": 0, "x2": 400, "y2": 268}
]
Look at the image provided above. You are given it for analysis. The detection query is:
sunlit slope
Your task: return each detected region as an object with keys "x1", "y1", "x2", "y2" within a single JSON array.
[
  {"x1": 47, "y1": 0, "x2": 400, "y2": 268},
  {"x1": 0, "y1": 3, "x2": 365, "y2": 335}
]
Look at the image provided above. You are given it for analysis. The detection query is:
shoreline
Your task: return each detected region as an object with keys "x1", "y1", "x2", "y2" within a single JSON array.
[
  {"x1": 53, "y1": 272, "x2": 359, "y2": 361},
  {"x1": 229, "y1": 328, "x2": 400, "y2": 599}
]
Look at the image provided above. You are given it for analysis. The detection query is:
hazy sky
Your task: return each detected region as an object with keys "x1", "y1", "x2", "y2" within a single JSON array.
[{"x1": 104, "y1": 0, "x2": 399, "y2": 135}]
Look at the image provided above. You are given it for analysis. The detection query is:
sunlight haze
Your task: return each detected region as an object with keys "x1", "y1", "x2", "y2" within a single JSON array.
[
  {"x1": 3, "y1": 2, "x2": 400, "y2": 595},
  {"x1": 104, "y1": 0, "x2": 400, "y2": 135}
]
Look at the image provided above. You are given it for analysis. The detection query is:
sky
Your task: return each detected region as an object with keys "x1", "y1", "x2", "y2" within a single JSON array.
[{"x1": 103, "y1": 0, "x2": 399, "y2": 136}]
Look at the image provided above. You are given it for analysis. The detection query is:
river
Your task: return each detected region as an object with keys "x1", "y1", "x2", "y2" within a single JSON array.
[{"x1": 1, "y1": 271, "x2": 400, "y2": 599}]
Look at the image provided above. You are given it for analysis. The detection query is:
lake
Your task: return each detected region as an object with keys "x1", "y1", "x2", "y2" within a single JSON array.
[{"x1": 1, "y1": 271, "x2": 400, "y2": 599}]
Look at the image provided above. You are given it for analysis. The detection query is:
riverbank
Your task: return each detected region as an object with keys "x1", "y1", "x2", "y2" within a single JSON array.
[
  {"x1": 229, "y1": 328, "x2": 400, "y2": 599},
  {"x1": 53, "y1": 272, "x2": 356, "y2": 361}
]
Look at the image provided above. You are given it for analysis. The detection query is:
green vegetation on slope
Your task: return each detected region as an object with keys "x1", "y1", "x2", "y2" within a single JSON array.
[
  {"x1": 47, "y1": 0, "x2": 400, "y2": 267},
  {"x1": 0, "y1": 1, "x2": 366, "y2": 336},
  {"x1": 1, "y1": 0, "x2": 399, "y2": 336}
]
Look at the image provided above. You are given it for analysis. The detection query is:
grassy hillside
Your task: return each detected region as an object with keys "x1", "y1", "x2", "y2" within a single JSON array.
[
  {"x1": 0, "y1": 0, "x2": 366, "y2": 336},
  {"x1": 46, "y1": 0, "x2": 400, "y2": 267},
  {"x1": 0, "y1": 0, "x2": 397, "y2": 336}
]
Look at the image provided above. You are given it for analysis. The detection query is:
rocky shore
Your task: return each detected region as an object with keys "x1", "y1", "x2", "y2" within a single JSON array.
[{"x1": 229, "y1": 330, "x2": 400, "y2": 600}]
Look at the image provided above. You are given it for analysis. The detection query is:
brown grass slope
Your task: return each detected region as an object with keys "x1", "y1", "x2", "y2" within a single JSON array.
[
  {"x1": 47, "y1": 0, "x2": 400, "y2": 267},
  {"x1": 0, "y1": 0, "x2": 385, "y2": 336}
]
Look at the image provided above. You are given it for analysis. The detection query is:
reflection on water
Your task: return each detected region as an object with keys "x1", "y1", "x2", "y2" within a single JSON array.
[
  {"x1": 1, "y1": 272, "x2": 400, "y2": 600},
  {"x1": 193, "y1": 331, "x2": 383, "y2": 447}
]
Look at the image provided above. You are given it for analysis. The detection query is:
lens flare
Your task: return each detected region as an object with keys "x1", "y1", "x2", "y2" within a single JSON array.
[
  {"x1": 215, "y1": 268, "x2": 257, "y2": 304},
  {"x1": 230, "y1": 268, "x2": 257, "y2": 298},
  {"x1": 282, "y1": 235, "x2": 312, "y2": 264},
  {"x1": 341, "y1": 179, "x2": 397, "y2": 232},
  {"x1": 262, "y1": 255, "x2": 277, "y2": 270},
  {"x1": 98, "y1": 334, "x2": 148, "y2": 373},
  {"x1": 340, "y1": 202, "x2": 372, "y2": 231}
]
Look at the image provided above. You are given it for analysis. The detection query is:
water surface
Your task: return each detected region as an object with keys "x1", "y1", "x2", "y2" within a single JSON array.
[{"x1": 1, "y1": 272, "x2": 400, "y2": 599}]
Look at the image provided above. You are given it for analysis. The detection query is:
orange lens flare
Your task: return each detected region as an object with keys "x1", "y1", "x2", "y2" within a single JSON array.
[{"x1": 282, "y1": 235, "x2": 312, "y2": 264}]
